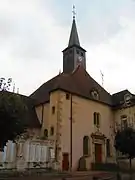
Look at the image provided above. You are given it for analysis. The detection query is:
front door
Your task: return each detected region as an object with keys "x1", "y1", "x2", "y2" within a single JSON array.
[
  {"x1": 62, "y1": 153, "x2": 69, "y2": 171},
  {"x1": 95, "y1": 143, "x2": 102, "y2": 163}
]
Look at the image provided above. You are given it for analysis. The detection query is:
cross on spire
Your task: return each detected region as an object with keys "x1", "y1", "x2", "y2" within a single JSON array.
[{"x1": 72, "y1": 5, "x2": 76, "y2": 20}]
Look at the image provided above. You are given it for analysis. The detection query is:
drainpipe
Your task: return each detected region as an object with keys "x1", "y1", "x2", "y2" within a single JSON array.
[
  {"x1": 70, "y1": 94, "x2": 73, "y2": 172},
  {"x1": 41, "y1": 104, "x2": 44, "y2": 126}
]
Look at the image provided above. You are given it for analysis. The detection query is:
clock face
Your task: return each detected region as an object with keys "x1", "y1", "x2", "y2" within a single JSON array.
[{"x1": 78, "y1": 56, "x2": 83, "y2": 62}]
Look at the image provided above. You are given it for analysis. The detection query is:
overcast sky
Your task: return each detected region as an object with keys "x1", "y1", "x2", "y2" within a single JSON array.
[{"x1": 0, "y1": 0, "x2": 135, "y2": 96}]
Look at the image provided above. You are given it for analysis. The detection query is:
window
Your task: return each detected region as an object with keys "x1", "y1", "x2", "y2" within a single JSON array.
[
  {"x1": 93, "y1": 112, "x2": 100, "y2": 127},
  {"x1": 94, "y1": 112, "x2": 97, "y2": 125},
  {"x1": 44, "y1": 129, "x2": 48, "y2": 139},
  {"x1": 83, "y1": 136, "x2": 89, "y2": 156},
  {"x1": 81, "y1": 52, "x2": 84, "y2": 56},
  {"x1": 124, "y1": 94, "x2": 131, "y2": 106},
  {"x1": 121, "y1": 115, "x2": 128, "y2": 129},
  {"x1": 76, "y1": 50, "x2": 79, "y2": 54},
  {"x1": 97, "y1": 114, "x2": 100, "y2": 126},
  {"x1": 69, "y1": 50, "x2": 72, "y2": 54},
  {"x1": 66, "y1": 93, "x2": 70, "y2": 100},
  {"x1": 50, "y1": 126, "x2": 54, "y2": 136},
  {"x1": 122, "y1": 119, "x2": 128, "y2": 129},
  {"x1": 52, "y1": 106, "x2": 55, "y2": 114},
  {"x1": 106, "y1": 139, "x2": 111, "y2": 157},
  {"x1": 91, "y1": 90, "x2": 99, "y2": 100}
]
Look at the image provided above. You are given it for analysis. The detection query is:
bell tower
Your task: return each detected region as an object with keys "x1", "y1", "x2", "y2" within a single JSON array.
[{"x1": 62, "y1": 6, "x2": 86, "y2": 74}]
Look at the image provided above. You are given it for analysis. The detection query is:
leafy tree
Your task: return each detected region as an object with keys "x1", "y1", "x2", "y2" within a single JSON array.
[
  {"x1": 0, "y1": 78, "x2": 13, "y2": 91},
  {"x1": 0, "y1": 91, "x2": 28, "y2": 151},
  {"x1": 115, "y1": 127, "x2": 135, "y2": 173}
]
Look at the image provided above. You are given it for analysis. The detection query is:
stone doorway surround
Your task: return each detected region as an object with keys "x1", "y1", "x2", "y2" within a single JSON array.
[{"x1": 91, "y1": 131, "x2": 106, "y2": 163}]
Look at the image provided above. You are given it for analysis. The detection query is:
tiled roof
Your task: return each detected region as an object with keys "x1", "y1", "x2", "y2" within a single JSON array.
[
  {"x1": 112, "y1": 89, "x2": 135, "y2": 109},
  {"x1": 30, "y1": 65, "x2": 112, "y2": 106}
]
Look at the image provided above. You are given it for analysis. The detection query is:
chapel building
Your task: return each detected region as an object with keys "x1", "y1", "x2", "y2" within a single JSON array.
[{"x1": 29, "y1": 16, "x2": 135, "y2": 171}]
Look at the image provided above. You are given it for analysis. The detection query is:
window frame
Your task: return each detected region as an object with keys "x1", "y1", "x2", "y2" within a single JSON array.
[
  {"x1": 50, "y1": 126, "x2": 54, "y2": 136},
  {"x1": 81, "y1": 52, "x2": 84, "y2": 57},
  {"x1": 76, "y1": 50, "x2": 79, "y2": 54},
  {"x1": 44, "y1": 129, "x2": 48, "y2": 139},
  {"x1": 121, "y1": 115, "x2": 128, "y2": 129},
  {"x1": 91, "y1": 90, "x2": 99, "y2": 100},
  {"x1": 93, "y1": 112, "x2": 100, "y2": 127},
  {"x1": 66, "y1": 93, "x2": 70, "y2": 100},
  {"x1": 94, "y1": 112, "x2": 97, "y2": 125},
  {"x1": 83, "y1": 136, "x2": 90, "y2": 156},
  {"x1": 52, "y1": 106, "x2": 55, "y2": 114}
]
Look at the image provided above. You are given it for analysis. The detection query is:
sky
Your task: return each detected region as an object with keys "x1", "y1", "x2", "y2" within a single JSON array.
[{"x1": 0, "y1": 0, "x2": 135, "y2": 96}]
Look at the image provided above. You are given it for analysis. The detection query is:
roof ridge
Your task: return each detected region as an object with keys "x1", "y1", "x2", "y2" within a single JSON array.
[
  {"x1": 74, "y1": 65, "x2": 111, "y2": 96},
  {"x1": 88, "y1": 73, "x2": 111, "y2": 95},
  {"x1": 112, "y1": 89, "x2": 129, "y2": 96},
  {"x1": 70, "y1": 65, "x2": 111, "y2": 98},
  {"x1": 30, "y1": 73, "x2": 61, "y2": 97},
  {"x1": 31, "y1": 63, "x2": 112, "y2": 106}
]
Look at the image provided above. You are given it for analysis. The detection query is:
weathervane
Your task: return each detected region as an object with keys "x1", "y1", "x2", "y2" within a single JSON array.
[{"x1": 72, "y1": 5, "x2": 76, "y2": 19}]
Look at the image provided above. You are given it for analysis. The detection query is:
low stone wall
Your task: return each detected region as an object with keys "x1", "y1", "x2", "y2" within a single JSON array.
[
  {"x1": 119, "y1": 159, "x2": 135, "y2": 170},
  {"x1": 0, "y1": 139, "x2": 55, "y2": 171}
]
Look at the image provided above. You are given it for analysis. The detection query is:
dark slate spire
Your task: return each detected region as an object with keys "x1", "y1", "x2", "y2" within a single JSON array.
[
  {"x1": 68, "y1": 6, "x2": 80, "y2": 47},
  {"x1": 62, "y1": 5, "x2": 86, "y2": 73}
]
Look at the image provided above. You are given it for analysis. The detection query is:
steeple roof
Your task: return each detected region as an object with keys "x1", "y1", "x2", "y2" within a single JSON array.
[{"x1": 68, "y1": 19, "x2": 80, "y2": 47}]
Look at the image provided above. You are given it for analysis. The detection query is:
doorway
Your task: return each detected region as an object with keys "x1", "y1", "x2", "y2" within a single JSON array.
[
  {"x1": 62, "y1": 153, "x2": 69, "y2": 171},
  {"x1": 95, "y1": 143, "x2": 102, "y2": 163}
]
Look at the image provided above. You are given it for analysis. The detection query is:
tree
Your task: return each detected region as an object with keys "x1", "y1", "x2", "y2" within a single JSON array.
[
  {"x1": 0, "y1": 77, "x2": 27, "y2": 150},
  {"x1": 0, "y1": 91, "x2": 28, "y2": 151},
  {"x1": 115, "y1": 127, "x2": 135, "y2": 178},
  {"x1": 0, "y1": 78, "x2": 13, "y2": 91}
]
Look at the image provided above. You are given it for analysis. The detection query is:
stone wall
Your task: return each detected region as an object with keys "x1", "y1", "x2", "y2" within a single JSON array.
[{"x1": 0, "y1": 139, "x2": 55, "y2": 171}]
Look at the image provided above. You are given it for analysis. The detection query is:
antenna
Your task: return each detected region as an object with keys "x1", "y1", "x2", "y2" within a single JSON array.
[{"x1": 100, "y1": 70, "x2": 104, "y2": 87}]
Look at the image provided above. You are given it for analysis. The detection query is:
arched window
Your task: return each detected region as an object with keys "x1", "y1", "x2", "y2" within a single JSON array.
[
  {"x1": 52, "y1": 106, "x2": 55, "y2": 114},
  {"x1": 93, "y1": 112, "x2": 100, "y2": 127},
  {"x1": 50, "y1": 126, "x2": 54, "y2": 136},
  {"x1": 124, "y1": 94, "x2": 131, "y2": 106},
  {"x1": 83, "y1": 136, "x2": 89, "y2": 156},
  {"x1": 94, "y1": 112, "x2": 97, "y2": 125},
  {"x1": 44, "y1": 129, "x2": 48, "y2": 138},
  {"x1": 121, "y1": 115, "x2": 128, "y2": 129},
  {"x1": 90, "y1": 90, "x2": 99, "y2": 100},
  {"x1": 97, "y1": 113, "x2": 100, "y2": 126}
]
